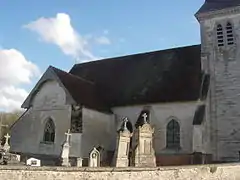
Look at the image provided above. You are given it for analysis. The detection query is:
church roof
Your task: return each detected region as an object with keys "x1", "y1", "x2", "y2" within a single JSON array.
[
  {"x1": 69, "y1": 44, "x2": 202, "y2": 108},
  {"x1": 196, "y1": 0, "x2": 240, "y2": 14},
  {"x1": 50, "y1": 66, "x2": 110, "y2": 112}
]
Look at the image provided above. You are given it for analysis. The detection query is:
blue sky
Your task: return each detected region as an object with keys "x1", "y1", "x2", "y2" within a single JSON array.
[{"x1": 0, "y1": 0, "x2": 205, "y2": 111}]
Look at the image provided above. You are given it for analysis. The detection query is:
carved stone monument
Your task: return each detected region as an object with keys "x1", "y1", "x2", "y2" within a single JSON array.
[
  {"x1": 89, "y1": 147, "x2": 100, "y2": 167},
  {"x1": 61, "y1": 129, "x2": 72, "y2": 167},
  {"x1": 133, "y1": 113, "x2": 156, "y2": 167},
  {"x1": 113, "y1": 117, "x2": 132, "y2": 167}
]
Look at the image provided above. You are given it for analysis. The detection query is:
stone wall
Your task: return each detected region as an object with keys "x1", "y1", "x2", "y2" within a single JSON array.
[
  {"x1": 199, "y1": 7, "x2": 240, "y2": 161},
  {"x1": 1, "y1": 163, "x2": 240, "y2": 180},
  {"x1": 81, "y1": 107, "x2": 116, "y2": 159}
]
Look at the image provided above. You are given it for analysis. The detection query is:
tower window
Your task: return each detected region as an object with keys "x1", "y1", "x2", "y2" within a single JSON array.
[
  {"x1": 216, "y1": 24, "x2": 224, "y2": 47},
  {"x1": 226, "y1": 22, "x2": 234, "y2": 45}
]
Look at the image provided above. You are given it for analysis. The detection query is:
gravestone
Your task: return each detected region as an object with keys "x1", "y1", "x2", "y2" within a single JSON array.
[
  {"x1": 26, "y1": 157, "x2": 41, "y2": 166},
  {"x1": 89, "y1": 147, "x2": 100, "y2": 167},
  {"x1": 77, "y1": 157, "x2": 83, "y2": 167},
  {"x1": 0, "y1": 133, "x2": 21, "y2": 165},
  {"x1": 114, "y1": 117, "x2": 132, "y2": 167},
  {"x1": 61, "y1": 129, "x2": 72, "y2": 167},
  {"x1": 133, "y1": 113, "x2": 156, "y2": 167},
  {"x1": 3, "y1": 133, "x2": 10, "y2": 152}
]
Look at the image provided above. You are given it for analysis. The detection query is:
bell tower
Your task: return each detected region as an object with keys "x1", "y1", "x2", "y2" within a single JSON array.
[{"x1": 196, "y1": 0, "x2": 240, "y2": 162}]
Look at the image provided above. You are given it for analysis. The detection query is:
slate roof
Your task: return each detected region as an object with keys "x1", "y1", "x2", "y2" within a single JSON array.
[
  {"x1": 69, "y1": 44, "x2": 202, "y2": 108},
  {"x1": 196, "y1": 0, "x2": 240, "y2": 14},
  {"x1": 50, "y1": 66, "x2": 110, "y2": 112}
]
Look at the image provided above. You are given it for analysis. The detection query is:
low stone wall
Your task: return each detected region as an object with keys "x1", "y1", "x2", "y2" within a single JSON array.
[{"x1": 0, "y1": 163, "x2": 240, "y2": 180}]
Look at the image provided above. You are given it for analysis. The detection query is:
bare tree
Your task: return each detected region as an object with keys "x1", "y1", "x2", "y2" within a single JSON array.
[{"x1": 0, "y1": 110, "x2": 24, "y2": 140}]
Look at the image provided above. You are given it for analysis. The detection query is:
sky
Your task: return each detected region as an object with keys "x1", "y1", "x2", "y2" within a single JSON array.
[{"x1": 0, "y1": 0, "x2": 204, "y2": 112}]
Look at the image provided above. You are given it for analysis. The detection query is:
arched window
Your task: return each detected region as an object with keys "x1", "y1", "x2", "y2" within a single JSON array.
[
  {"x1": 226, "y1": 22, "x2": 234, "y2": 45},
  {"x1": 216, "y1": 24, "x2": 224, "y2": 47},
  {"x1": 43, "y1": 118, "x2": 55, "y2": 143},
  {"x1": 166, "y1": 119, "x2": 180, "y2": 149}
]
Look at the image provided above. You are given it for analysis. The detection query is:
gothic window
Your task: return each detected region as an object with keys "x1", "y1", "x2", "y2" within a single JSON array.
[
  {"x1": 216, "y1": 24, "x2": 224, "y2": 47},
  {"x1": 43, "y1": 118, "x2": 55, "y2": 143},
  {"x1": 226, "y1": 22, "x2": 234, "y2": 45},
  {"x1": 166, "y1": 119, "x2": 180, "y2": 149}
]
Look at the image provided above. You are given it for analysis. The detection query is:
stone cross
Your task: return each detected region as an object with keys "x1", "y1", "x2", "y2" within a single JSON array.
[
  {"x1": 123, "y1": 117, "x2": 128, "y2": 131},
  {"x1": 61, "y1": 129, "x2": 72, "y2": 167},
  {"x1": 4, "y1": 133, "x2": 10, "y2": 145},
  {"x1": 3, "y1": 133, "x2": 10, "y2": 152},
  {"x1": 142, "y1": 113, "x2": 148, "y2": 124},
  {"x1": 65, "y1": 129, "x2": 72, "y2": 143}
]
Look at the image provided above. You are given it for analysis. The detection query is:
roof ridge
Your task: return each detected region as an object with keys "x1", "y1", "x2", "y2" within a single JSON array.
[
  {"x1": 72, "y1": 44, "x2": 200, "y2": 67},
  {"x1": 50, "y1": 66, "x2": 95, "y2": 85}
]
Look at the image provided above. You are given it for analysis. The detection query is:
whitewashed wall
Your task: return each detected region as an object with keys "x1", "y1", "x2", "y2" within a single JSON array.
[
  {"x1": 81, "y1": 107, "x2": 115, "y2": 158},
  {"x1": 112, "y1": 102, "x2": 197, "y2": 155},
  {"x1": 10, "y1": 80, "x2": 72, "y2": 156}
]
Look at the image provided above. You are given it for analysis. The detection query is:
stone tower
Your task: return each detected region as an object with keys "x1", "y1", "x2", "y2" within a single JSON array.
[
  {"x1": 133, "y1": 113, "x2": 156, "y2": 167},
  {"x1": 196, "y1": 0, "x2": 240, "y2": 162},
  {"x1": 113, "y1": 118, "x2": 132, "y2": 167}
]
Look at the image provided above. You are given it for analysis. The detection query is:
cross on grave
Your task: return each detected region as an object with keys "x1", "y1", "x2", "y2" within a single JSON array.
[
  {"x1": 64, "y1": 129, "x2": 72, "y2": 143},
  {"x1": 4, "y1": 133, "x2": 10, "y2": 145},
  {"x1": 142, "y1": 113, "x2": 148, "y2": 124}
]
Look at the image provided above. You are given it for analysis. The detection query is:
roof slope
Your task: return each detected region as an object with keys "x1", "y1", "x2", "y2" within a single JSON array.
[
  {"x1": 69, "y1": 44, "x2": 202, "y2": 107},
  {"x1": 51, "y1": 66, "x2": 109, "y2": 112},
  {"x1": 196, "y1": 0, "x2": 240, "y2": 14}
]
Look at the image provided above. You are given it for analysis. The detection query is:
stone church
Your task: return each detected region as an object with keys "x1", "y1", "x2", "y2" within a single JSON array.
[{"x1": 9, "y1": 0, "x2": 240, "y2": 166}]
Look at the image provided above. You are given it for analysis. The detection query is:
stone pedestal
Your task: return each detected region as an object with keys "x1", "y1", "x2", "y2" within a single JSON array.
[
  {"x1": 61, "y1": 142, "x2": 70, "y2": 166},
  {"x1": 134, "y1": 123, "x2": 156, "y2": 167},
  {"x1": 61, "y1": 129, "x2": 72, "y2": 167}
]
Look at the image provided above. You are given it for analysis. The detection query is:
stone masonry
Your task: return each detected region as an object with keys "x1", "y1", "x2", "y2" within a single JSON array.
[
  {"x1": 197, "y1": 6, "x2": 240, "y2": 162},
  {"x1": 1, "y1": 163, "x2": 240, "y2": 180}
]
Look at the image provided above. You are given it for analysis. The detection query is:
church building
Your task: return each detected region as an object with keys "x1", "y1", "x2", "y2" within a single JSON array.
[{"x1": 9, "y1": 0, "x2": 240, "y2": 166}]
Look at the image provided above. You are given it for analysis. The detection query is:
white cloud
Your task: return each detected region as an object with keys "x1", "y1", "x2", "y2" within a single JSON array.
[
  {"x1": 95, "y1": 36, "x2": 111, "y2": 45},
  {"x1": 24, "y1": 13, "x2": 98, "y2": 61},
  {"x1": 0, "y1": 48, "x2": 40, "y2": 112}
]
